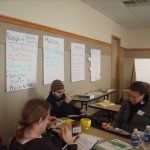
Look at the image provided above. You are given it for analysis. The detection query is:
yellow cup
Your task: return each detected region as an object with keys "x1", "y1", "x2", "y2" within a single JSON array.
[{"x1": 80, "y1": 118, "x2": 91, "y2": 130}]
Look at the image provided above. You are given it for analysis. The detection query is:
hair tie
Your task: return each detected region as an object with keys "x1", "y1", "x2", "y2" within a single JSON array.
[{"x1": 19, "y1": 121, "x2": 28, "y2": 130}]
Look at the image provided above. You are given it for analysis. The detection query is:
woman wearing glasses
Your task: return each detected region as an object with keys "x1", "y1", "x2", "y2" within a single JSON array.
[{"x1": 102, "y1": 81, "x2": 150, "y2": 133}]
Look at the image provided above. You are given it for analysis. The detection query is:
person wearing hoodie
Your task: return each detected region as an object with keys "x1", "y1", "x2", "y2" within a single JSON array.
[
  {"x1": 46, "y1": 79, "x2": 102, "y2": 128},
  {"x1": 46, "y1": 79, "x2": 86, "y2": 118},
  {"x1": 9, "y1": 99, "x2": 77, "y2": 150},
  {"x1": 102, "y1": 81, "x2": 150, "y2": 133}
]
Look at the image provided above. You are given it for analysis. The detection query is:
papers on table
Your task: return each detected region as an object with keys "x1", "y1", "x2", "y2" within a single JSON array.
[
  {"x1": 78, "y1": 93, "x2": 95, "y2": 99},
  {"x1": 67, "y1": 113, "x2": 87, "y2": 118},
  {"x1": 74, "y1": 133, "x2": 102, "y2": 150},
  {"x1": 96, "y1": 139, "x2": 131, "y2": 150},
  {"x1": 96, "y1": 101, "x2": 115, "y2": 107}
]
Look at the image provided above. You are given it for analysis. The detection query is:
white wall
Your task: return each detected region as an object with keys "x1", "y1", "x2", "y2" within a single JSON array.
[
  {"x1": 127, "y1": 28, "x2": 150, "y2": 48},
  {"x1": 1, "y1": 1, "x2": 150, "y2": 48},
  {"x1": 0, "y1": 0, "x2": 127, "y2": 47}
]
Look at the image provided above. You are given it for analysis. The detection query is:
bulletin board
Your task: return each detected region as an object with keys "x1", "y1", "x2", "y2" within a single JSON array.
[{"x1": 0, "y1": 15, "x2": 112, "y2": 95}]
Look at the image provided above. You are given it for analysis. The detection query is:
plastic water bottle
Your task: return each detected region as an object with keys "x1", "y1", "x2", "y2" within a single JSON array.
[
  {"x1": 131, "y1": 128, "x2": 140, "y2": 150},
  {"x1": 142, "y1": 125, "x2": 150, "y2": 149}
]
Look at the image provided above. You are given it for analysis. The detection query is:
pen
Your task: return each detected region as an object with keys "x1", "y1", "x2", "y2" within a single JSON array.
[{"x1": 50, "y1": 127, "x2": 61, "y2": 130}]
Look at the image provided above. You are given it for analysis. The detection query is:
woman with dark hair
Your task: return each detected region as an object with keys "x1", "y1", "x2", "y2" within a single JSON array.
[
  {"x1": 102, "y1": 81, "x2": 150, "y2": 133},
  {"x1": 9, "y1": 99, "x2": 77, "y2": 150}
]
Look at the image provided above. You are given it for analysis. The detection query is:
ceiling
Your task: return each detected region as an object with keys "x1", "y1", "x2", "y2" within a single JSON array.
[{"x1": 81, "y1": 0, "x2": 150, "y2": 28}]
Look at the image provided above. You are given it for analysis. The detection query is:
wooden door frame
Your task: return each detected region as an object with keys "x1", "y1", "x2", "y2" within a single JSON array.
[{"x1": 111, "y1": 35, "x2": 121, "y2": 103}]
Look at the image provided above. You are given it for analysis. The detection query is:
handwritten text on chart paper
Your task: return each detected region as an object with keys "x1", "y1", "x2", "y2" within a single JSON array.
[{"x1": 6, "y1": 30, "x2": 38, "y2": 92}]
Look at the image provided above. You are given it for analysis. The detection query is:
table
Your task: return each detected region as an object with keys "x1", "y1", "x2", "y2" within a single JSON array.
[
  {"x1": 85, "y1": 127, "x2": 144, "y2": 150},
  {"x1": 88, "y1": 103, "x2": 121, "y2": 122},
  {"x1": 51, "y1": 118, "x2": 130, "y2": 144},
  {"x1": 85, "y1": 126, "x2": 130, "y2": 143},
  {"x1": 51, "y1": 118, "x2": 144, "y2": 150},
  {"x1": 72, "y1": 89, "x2": 117, "y2": 110}
]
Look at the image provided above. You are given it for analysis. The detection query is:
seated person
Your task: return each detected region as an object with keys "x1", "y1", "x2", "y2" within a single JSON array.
[
  {"x1": 46, "y1": 79, "x2": 86, "y2": 118},
  {"x1": 102, "y1": 81, "x2": 150, "y2": 133},
  {"x1": 9, "y1": 99, "x2": 77, "y2": 150}
]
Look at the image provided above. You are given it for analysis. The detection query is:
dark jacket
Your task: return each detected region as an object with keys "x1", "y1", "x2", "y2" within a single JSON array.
[
  {"x1": 111, "y1": 94, "x2": 150, "y2": 133},
  {"x1": 0, "y1": 136, "x2": 7, "y2": 150},
  {"x1": 46, "y1": 92, "x2": 81, "y2": 118},
  {"x1": 9, "y1": 136, "x2": 77, "y2": 150}
]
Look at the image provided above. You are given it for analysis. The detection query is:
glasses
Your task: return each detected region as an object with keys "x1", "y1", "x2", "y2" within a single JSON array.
[
  {"x1": 128, "y1": 94, "x2": 141, "y2": 100},
  {"x1": 56, "y1": 90, "x2": 65, "y2": 94}
]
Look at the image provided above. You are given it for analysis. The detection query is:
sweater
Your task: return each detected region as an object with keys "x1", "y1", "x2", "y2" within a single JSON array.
[
  {"x1": 9, "y1": 137, "x2": 77, "y2": 150},
  {"x1": 111, "y1": 94, "x2": 150, "y2": 133}
]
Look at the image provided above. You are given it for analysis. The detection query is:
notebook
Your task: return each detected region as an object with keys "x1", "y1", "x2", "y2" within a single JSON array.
[
  {"x1": 74, "y1": 133, "x2": 102, "y2": 150},
  {"x1": 96, "y1": 139, "x2": 131, "y2": 150}
]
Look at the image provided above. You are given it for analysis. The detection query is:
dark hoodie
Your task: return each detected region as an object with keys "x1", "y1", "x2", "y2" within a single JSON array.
[
  {"x1": 46, "y1": 92, "x2": 81, "y2": 118},
  {"x1": 9, "y1": 137, "x2": 77, "y2": 150},
  {"x1": 46, "y1": 92, "x2": 102, "y2": 127},
  {"x1": 111, "y1": 94, "x2": 150, "y2": 133}
]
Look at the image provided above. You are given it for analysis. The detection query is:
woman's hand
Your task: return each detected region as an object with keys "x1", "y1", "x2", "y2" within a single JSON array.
[
  {"x1": 47, "y1": 116, "x2": 58, "y2": 126},
  {"x1": 80, "y1": 109, "x2": 87, "y2": 114},
  {"x1": 102, "y1": 122, "x2": 114, "y2": 130},
  {"x1": 61, "y1": 126, "x2": 73, "y2": 144},
  {"x1": 65, "y1": 95, "x2": 72, "y2": 103}
]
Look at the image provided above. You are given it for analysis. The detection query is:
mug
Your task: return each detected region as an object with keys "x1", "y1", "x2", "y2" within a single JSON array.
[{"x1": 80, "y1": 118, "x2": 91, "y2": 130}]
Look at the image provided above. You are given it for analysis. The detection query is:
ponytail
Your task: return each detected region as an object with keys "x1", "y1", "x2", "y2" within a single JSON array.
[
  {"x1": 15, "y1": 121, "x2": 28, "y2": 141},
  {"x1": 15, "y1": 99, "x2": 50, "y2": 141}
]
